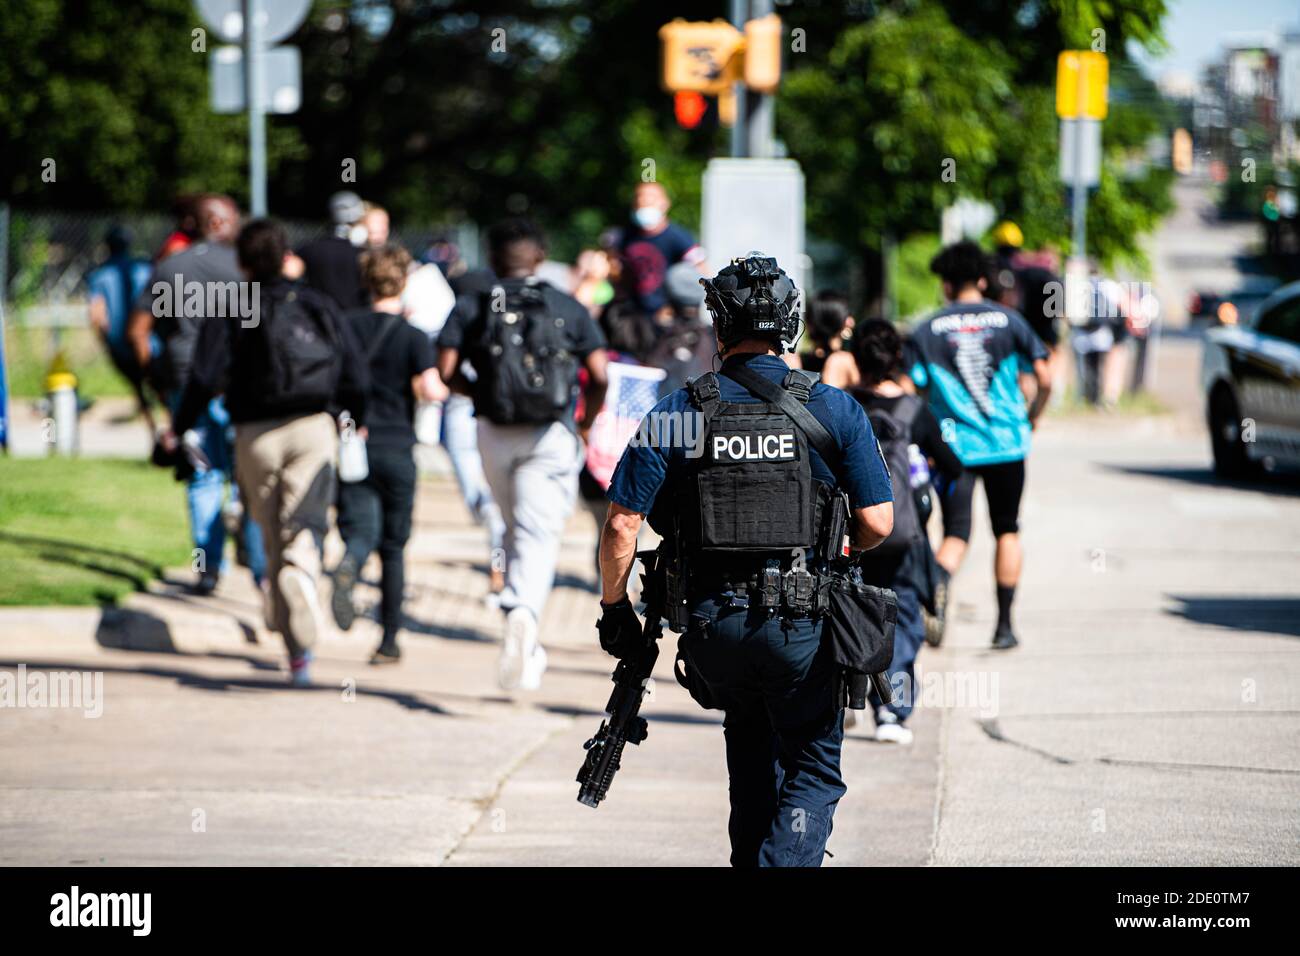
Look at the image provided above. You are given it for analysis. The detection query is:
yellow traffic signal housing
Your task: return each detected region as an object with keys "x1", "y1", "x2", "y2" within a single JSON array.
[
  {"x1": 1056, "y1": 50, "x2": 1108, "y2": 119},
  {"x1": 743, "y1": 14, "x2": 782, "y2": 94},
  {"x1": 660, "y1": 18, "x2": 744, "y2": 95}
]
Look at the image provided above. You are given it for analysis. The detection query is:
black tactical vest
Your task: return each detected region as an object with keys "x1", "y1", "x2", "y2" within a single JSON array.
[{"x1": 674, "y1": 368, "x2": 833, "y2": 557}]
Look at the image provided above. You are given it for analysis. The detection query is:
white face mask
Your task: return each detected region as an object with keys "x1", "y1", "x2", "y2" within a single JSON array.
[{"x1": 633, "y1": 205, "x2": 665, "y2": 230}]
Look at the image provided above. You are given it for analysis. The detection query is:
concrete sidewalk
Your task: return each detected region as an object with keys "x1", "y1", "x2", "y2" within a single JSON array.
[{"x1": 2, "y1": 359, "x2": 1297, "y2": 864}]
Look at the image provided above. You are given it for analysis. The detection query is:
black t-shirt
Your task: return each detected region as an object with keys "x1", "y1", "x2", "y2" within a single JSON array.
[
  {"x1": 297, "y1": 236, "x2": 367, "y2": 312},
  {"x1": 348, "y1": 310, "x2": 437, "y2": 448},
  {"x1": 437, "y1": 276, "x2": 605, "y2": 415}
]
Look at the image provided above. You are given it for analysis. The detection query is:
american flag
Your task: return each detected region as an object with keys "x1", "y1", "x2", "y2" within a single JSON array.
[{"x1": 585, "y1": 361, "x2": 666, "y2": 489}]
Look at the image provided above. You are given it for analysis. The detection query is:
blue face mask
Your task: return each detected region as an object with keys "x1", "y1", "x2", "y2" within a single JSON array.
[{"x1": 633, "y1": 206, "x2": 664, "y2": 230}]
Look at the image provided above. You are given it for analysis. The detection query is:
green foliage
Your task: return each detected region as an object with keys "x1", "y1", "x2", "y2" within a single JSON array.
[
  {"x1": 0, "y1": 0, "x2": 262, "y2": 209},
  {"x1": 781, "y1": 5, "x2": 1013, "y2": 252},
  {"x1": 0, "y1": 0, "x2": 1173, "y2": 283}
]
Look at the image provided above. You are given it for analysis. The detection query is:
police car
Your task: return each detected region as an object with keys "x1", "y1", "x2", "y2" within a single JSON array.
[{"x1": 1202, "y1": 280, "x2": 1300, "y2": 478}]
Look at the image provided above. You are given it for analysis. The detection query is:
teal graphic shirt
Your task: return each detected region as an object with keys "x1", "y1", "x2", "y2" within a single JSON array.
[{"x1": 905, "y1": 301, "x2": 1048, "y2": 466}]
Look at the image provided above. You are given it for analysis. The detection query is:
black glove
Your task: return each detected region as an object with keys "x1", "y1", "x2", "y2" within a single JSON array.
[{"x1": 597, "y1": 597, "x2": 643, "y2": 660}]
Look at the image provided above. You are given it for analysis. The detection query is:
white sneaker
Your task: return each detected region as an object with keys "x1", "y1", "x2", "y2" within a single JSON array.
[
  {"x1": 278, "y1": 565, "x2": 323, "y2": 649},
  {"x1": 519, "y1": 641, "x2": 548, "y2": 691},
  {"x1": 500, "y1": 607, "x2": 540, "y2": 690},
  {"x1": 874, "y1": 709, "x2": 914, "y2": 745}
]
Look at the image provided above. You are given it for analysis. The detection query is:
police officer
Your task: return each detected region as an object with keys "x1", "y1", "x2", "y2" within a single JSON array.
[{"x1": 597, "y1": 253, "x2": 895, "y2": 867}]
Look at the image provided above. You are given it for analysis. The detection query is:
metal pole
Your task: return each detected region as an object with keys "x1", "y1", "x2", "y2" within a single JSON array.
[
  {"x1": 244, "y1": 0, "x2": 268, "y2": 216},
  {"x1": 747, "y1": 0, "x2": 774, "y2": 159},
  {"x1": 1070, "y1": 63, "x2": 1088, "y2": 276},
  {"x1": 729, "y1": 0, "x2": 748, "y2": 158},
  {"x1": 0, "y1": 202, "x2": 9, "y2": 452}
]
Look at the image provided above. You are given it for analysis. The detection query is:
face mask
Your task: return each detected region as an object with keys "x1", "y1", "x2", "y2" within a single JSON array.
[{"x1": 633, "y1": 206, "x2": 664, "y2": 230}]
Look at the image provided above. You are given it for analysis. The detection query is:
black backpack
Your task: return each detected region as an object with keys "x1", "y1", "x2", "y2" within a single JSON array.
[
  {"x1": 864, "y1": 394, "x2": 922, "y2": 554},
  {"x1": 251, "y1": 285, "x2": 343, "y2": 414},
  {"x1": 471, "y1": 280, "x2": 578, "y2": 426}
]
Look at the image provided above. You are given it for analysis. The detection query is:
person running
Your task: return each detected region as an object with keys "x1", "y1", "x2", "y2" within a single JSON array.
[
  {"x1": 171, "y1": 219, "x2": 370, "y2": 685},
  {"x1": 847, "y1": 319, "x2": 963, "y2": 743},
  {"x1": 437, "y1": 218, "x2": 607, "y2": 690},
  {"x1": 129, "y1": 194, "x2": 266, "y2": 595},
  {"x1": 330, "y1": 244, "x2": 445, "y2": 664},
  {"x1": 905, "y1": 241, "x2": 1051, "y2": 650}
]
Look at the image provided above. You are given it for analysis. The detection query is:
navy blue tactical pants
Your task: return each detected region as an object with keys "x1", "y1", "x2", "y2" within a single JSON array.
[{"x1": 678, "y1": 596, "x2": 847, "y2": 867}]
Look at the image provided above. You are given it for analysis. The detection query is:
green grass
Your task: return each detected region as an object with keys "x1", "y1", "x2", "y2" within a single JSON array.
[
  {"x1": 1051, "y1": 387, "x2": 1170, "y2": 418},
  {"x1": 0, "y1": 457, "x2": 191, "y2": 606},
  {"x1": 3, "y1": 324, "x2": 136, "y2": 399}
]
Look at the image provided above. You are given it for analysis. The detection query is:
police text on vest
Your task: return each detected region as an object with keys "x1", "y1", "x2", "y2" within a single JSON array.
[{"x1": 712, "y1": 433, "x2": 796, "y2": 461}]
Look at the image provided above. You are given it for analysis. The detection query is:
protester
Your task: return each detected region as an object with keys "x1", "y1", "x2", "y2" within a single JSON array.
[
  {"x1": 440, "y1": 267, "x2": 508, "y2": 600},
  {"x1": 294, "y1": 191, "x2": 369, "y2": 311},
  {"x1": 331, "y1": 244, "x2": 445, "y2": 664},
  {"x1": 437, "y1": 218, "x2": 607, "y2": 690},
  {"x1": 905, "y1": 241, "x2": 1051, "y2": 650},
  {"x1": 576, "y1": 306, "x2": 666, "y2": 575},
  {"x1": 1072, "y1": 272, "x2": 1129, "y2": 407},
  {"x1": 128, "y1": 194, "x2": 266, "y2": 595},
  {"x1": 617, "y1": 182, "x2": 706, "y2": 317},
  {"x1": 154, "y1": 194, "x2": 200, "y2": 262},
  {"x1": 847, "y1": 319, "x2": 963, "y2": 743},
  {"x1": 803, "y1": 290, "x2": 859, "y2": 389},
  {"x1": 170, "y1": 219, "x2": 370, "y2": 685},
  {"x1": 572, "y1": 248, "x2": 615, "y2": 319},
  {"x1": 86, "y1": 225, "x2": 156, "y2": 436},
  {"x1": 361, "y1": 203, "x2": 390, "y2": 248}
]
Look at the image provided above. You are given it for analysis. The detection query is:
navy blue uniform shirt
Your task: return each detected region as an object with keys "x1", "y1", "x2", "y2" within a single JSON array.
[{"x1": 607, "y1": 353, "x2": 894, "y2": 515}]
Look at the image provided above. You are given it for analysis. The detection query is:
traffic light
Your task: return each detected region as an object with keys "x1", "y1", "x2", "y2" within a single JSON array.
[
  {"x1": 674, "y1": 91, "x2": 708, "y2": 129},
  {"x1": 659, "y1": 18, "x2": 744, "y2": 96},
  {"x1": 743, "y1": 14, "x2": 782, "y2": 94}
]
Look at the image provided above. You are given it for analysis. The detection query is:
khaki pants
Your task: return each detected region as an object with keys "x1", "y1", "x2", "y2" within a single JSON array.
[{"x1": 235, "y1": 413, "x2": 337, "y2": 656}]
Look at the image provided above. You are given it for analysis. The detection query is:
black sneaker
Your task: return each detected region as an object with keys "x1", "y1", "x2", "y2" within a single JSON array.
[
  {"x1": 991, "y1": 627, "x2": 1019, "y2": 650},
  {"x1": 925, "y1": 569, "x2": 951, "y2": 647},
  {"x1": 331, "y1": 557, "x2": 358, "y2": 631},
  {"x1": 190, "y1": 572, "x2": 220, "y2": 596},
  {"x1": 369, "y1": 641, "x2": 401, "y2": 665}
]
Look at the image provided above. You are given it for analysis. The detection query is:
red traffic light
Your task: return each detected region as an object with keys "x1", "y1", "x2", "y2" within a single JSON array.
[{"x1": 674, "y1": 90, "x2": 708, "y2": 129}]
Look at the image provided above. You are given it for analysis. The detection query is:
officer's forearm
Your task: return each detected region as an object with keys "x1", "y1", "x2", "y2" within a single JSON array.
[
  {"x1": 599, "y1": 505, "x2": 643, "y2": 603},
  {"x1": 852, "y1": 501, "x2": 894, "y2": 551}
]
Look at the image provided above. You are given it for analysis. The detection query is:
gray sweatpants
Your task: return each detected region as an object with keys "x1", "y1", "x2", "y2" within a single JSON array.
[{"x1": 476, "y1": 418, "x2": 582, "y2": 622}]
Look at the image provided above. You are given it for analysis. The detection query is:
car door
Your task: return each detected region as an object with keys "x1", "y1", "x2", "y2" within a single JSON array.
[{"x1": 1242, "y1": 295, "x2": 1300, "y2": 464}]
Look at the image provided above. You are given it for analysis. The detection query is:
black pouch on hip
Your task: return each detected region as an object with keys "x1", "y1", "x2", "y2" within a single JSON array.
[{"x1": 825, "y1": 572, "x2": 898, "y2": 710}]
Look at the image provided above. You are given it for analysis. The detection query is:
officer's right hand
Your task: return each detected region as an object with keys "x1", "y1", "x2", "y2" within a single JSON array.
[{"x1": 597, "y1": 597, "x2": 643, "y2": 660}]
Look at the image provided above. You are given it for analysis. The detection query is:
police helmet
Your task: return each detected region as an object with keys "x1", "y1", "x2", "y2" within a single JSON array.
[{"x1": 700, "y1": 253, "x2": 802, "y2": 352}]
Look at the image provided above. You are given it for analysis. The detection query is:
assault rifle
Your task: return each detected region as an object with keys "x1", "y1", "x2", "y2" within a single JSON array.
[{"x1": 576, "y1": 548, "x2": 667, "y2": 808}]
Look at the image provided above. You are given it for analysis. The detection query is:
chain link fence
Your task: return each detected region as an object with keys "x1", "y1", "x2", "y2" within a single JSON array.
[{"x1": 0, "y1": 205, "x2": 479, "y2": 397}]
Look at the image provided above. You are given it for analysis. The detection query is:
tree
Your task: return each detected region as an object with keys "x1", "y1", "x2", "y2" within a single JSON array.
[
  {"x1": 0, "y1": 0, "x2": 267, "y2": 209},
  {"x1": 779, "y1": 0, "x2": 1172, "y2": 307}
]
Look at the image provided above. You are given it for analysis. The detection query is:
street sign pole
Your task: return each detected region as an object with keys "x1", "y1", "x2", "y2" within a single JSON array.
[
  {"x1": 729, "y1": 0, "x2": 749, "y2": 158},
  {"x1": 746, "y1": 0, "x2": 774, "y2": 159},
  {"x1": 244, "y1": 0, "x2": 267, "y2": 216},
  {"x1": 1070, "y1": 61, "x2": 1088, "y2": 274}
]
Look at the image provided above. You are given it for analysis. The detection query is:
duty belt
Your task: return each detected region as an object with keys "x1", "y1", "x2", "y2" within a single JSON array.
[{"x1": 695, "y1": 561, "x2": 830, "y2": 615}]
